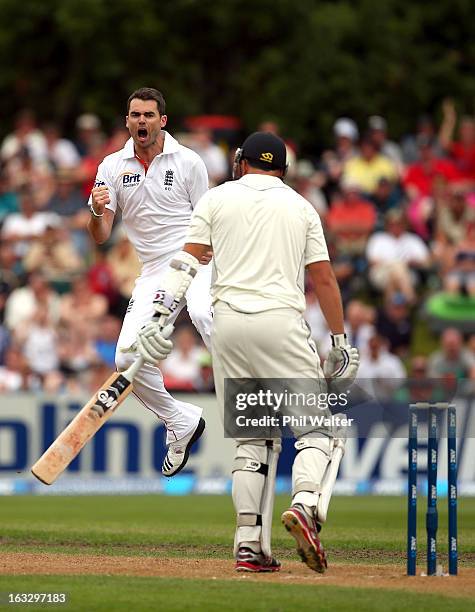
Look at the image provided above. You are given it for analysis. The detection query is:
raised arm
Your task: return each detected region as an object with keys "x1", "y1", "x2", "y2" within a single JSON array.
[{"x1": 439, "y1": 98, "x2": 457, "y2": 151}]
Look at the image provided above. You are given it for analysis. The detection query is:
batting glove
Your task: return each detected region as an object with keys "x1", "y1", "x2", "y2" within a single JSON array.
[
  {"x1": 323, "y1": 333, "x2": 360, "y2": 384},
  {"x1": 136, "y1": 322, "x2": 174, "y2": 365}
]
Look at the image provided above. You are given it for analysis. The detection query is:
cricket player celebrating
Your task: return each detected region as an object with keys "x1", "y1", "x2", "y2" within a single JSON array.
[
  {"x1": 88, "y1": 88, "x2": 212, "y2": 477},
  {"x1": 134, "y1": 132, "x2": 359, "y2": 573}
]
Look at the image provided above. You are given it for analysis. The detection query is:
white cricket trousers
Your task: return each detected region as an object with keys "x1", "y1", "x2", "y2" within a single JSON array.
[
  {"x1": 115, "y1": 255, "x2": 213, "y2": 444},
  {"x1": 211, "y1": 301, "x2": 328, "y2": 438},
  {"x1": 211, "y1": 302, "x2": 332, "y2": 547}
]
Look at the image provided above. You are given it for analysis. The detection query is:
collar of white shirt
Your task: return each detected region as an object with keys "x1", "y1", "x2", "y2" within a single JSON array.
[
  {"x1": 122, "y1": 131, "x2": 181, "y2": 160},
  {"x1": 238, "y1": 173, "x2": 286, "y2": 190}
]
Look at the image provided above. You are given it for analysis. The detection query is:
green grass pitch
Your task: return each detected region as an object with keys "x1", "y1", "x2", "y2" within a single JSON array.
[{"x1": 0, "y1": 495, "x2": 474, "y2": 611}]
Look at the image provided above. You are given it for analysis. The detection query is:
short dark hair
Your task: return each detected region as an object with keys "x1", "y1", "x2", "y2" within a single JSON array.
[{"x1": 127, "y1": 88, "x2": 166, "y2": 115}]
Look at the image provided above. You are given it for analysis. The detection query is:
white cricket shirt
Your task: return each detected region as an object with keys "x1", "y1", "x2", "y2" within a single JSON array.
[
  {"x1": 89, "y1": 132, "x2": 208, "y2": 263},
  {"x1": 187, "y1": 174, "x2": 329, "y2": 313},
  {"x1": 366, "y1": 231, "x2": 430, "y2": 264}
]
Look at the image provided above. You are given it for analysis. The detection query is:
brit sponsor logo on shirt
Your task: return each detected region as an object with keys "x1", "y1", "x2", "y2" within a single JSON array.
[
  {"x1": 121, "y1": 171, "x2": 141, "y2": 188},
  {"x1": 164, "y1": 169, "x2": 174, "y2": 190}
]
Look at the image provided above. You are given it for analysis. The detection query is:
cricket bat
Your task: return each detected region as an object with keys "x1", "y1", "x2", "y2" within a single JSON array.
[
  {"x1": 31, "y1": 252, "x2": 197, "y2": 485},
  {"x1": 31, "y1": 355, "x2": 145, "y2": 485}
]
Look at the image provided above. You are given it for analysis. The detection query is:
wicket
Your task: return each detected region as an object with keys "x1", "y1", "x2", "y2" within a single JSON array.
[{"x1": 406, "y1": 402, "x2": 458, "y2": 576}]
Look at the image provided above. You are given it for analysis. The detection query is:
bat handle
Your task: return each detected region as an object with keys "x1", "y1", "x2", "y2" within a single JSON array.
[
  {"x1": 153, "y1": 313, "x2": 169, "y2": 327},
  {"x1": 122, "y1": 313, "x2": 170, "y2": 383},
  {"x1": 122, "y1": 355, "x2": 145, "y2": 383}
]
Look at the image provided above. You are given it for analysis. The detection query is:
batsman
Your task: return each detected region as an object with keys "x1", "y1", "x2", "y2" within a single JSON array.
[{"x1": 138, "y1": 132, "x2": 360, "y2": 573}]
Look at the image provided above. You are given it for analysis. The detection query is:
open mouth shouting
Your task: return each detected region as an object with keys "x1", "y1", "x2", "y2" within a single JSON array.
[{"x1": 137, "y1": 127, "x2": 148, "y2": 143}]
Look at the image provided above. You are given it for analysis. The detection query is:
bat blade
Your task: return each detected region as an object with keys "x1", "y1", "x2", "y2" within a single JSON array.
[{"x1": 31, "y1": 371, "x2": 133, "y2": 485}]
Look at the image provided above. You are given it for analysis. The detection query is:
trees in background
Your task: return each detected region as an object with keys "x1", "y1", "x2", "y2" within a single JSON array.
[{"x1": 1, "y1": 0, "x2": 475, "y2": 150}]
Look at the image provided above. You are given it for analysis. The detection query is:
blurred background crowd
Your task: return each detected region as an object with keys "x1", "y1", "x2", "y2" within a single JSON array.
[{"x1": 1, "y1": 100, "x2": 475, "y2": 395}]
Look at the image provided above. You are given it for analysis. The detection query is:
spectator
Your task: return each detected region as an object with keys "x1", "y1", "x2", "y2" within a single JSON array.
[
  {"x1": 43, "y1": 123, "x2": 81, "y2": 170},
  {"x1": 3, "y1": 146, "x2": 54, "y2": 207},
  {"x1": 439, "y1": 99, "x2": 475, "y2": 182},
  {"x1": 0, "y1": 325, "x2": 9, "y2": 366},
  {"x1": 0, "y1": 165, "x2": 19, "y2": 223},
  {"x1": 395, "y1": 355, "x2": 446, "y2": 403},
  {"x1": 0, "y1": 241, "x2": 21, "y2": 290},
  {"x1": 85, "y1": 361, "x2": 114, "y2": 395},
  {"x1": 401, "y1": 114, "x2": 444, "y2": 164},
  {"x1": 1, "y1": 109, "x2": 48, "y2": 167},
  {"x1": 326, "y1": 180, "x2": 376, "y2": 255},
  {"x1": 443, "y1": 219, "x2": 475, "y2": 297},
  {"x1": 74, "y1": 113, "x2": 104, "y2": 158},
  {"x1": 357, "y1": 333, "x2": 406, "y2": 395},
  {"x1": 194, "y1": 351, "x2": 215, "y2": 392},
  {"x1": 435, "y1": 184, "x2": 474, "y2": 248},
  {"x1": 189, "y1": 126, "x2": 228, "y2": 186},
  {"x1": 409, "y1": 355, "x2": 429, "y2": 379},
  {"x1": 1, "y1": 185, "x2": 60, "y2": 259},
  {"x1": 4, "y1": 272, "x2": 60, "y2": 331},
  {"x1": 0, "y1": 282, "x2": 10, "y2": 365},
  {"x1": 323, "y1": 239, "x2": 362, "y2": 305},
  {"x1": 57, "y1": 322, "x2": 99, "y2": 380},
  {"x1": 428, "y1": 328, "x2": 475, "y2": 381},
  {"x1": 318, "y1": 299, "x2": 375, "y2": 359},
  {"x1": 94, "y1": 314, "x2": 121, "y2": 368},
  {"x1": 344, "y1": 300, "x2": 375, "y2": 357},
  {"x1": 106, "y1": 225, "x2": 141, "y2": 311},
  {"x1": 368, "y1": 115, "x2": 404, "y2": 172},
  {"x1": 77, "y1": 136, "x2": 106, "y2": 197},
  {"x1": 432, "y1": 182, "x2": 475, "y2": 271},
  {"x1": 102, "y1": 120, "x2": 130, "y2": 157},
  {"x1": 259, "y1": 120, "x2": 298, "y2": 151},
  {"x1": 161, "y1": 325, "x2": 209, "y2": 391},
  {"x1": 370, "y1": 177, "x2": 405, "y2": 226},
  {"x1": 318, "y1": 119, "x2": 359, "y2": 202},
  {"x1": 88, "y1": 246, "x2": 121, "y2": 312},
  {"x1": 194, "y1": 351, "x2": 214, "y2": 393},
  {"x1": 343, "y1": 134, "x2": 398, "y2": 196},
  {"x1": 45, "y1": 168, "x2": 91, "y2": 258},
  {"x1": 20, "y1": 305, "x2": 60, "y2": 379},
  {"x1": 23, "y1": 223, "x2": 84, "y2": 283},
  {"x1": 366, "y1": 208, "x2": 431, "y2": 302},
  {"x1": 333, "y1": 117, "x2": 359, "y2": 162},
  {"x1": 0, "y1": 345, "x2": 30, "y2": 391},
  {"x1": 376, "y1": 292, "x2": 413, "y2": 358},
  {"x1": 59, "y1": 275, "x2": 108, "y2": 332},
  {"x1": 293, "y1": 159, "x2": 328, "y2": 218},
  {"x1": 406, "y1": 192, "x2": 435, "y2": 242},
  {"x1": 467, "y1": 333, "x2": 475, "y2": 357},
  {"x1": 403, "y1": 135, "x2": 462, "y2": 201}
]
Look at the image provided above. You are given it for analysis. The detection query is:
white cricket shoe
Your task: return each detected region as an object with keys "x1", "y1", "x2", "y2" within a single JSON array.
[{"x1": 162, "y1": 417, "x2": 206, "y2": 477}]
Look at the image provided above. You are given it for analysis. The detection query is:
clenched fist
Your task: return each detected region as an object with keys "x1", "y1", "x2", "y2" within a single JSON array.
[{"x1": 90, "y1": 185, "x2": 110, "y2": 216}]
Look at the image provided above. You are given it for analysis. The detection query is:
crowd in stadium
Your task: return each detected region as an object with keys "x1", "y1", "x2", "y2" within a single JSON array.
[{"x1": 0, "y1": 102, "x2": 474, "y2": 394}]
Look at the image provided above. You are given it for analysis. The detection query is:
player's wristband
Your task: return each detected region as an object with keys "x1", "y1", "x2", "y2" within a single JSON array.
[
  {"x1": 331, "y1": 333, "x2": 347, "y2": 348},
  {"x1": 90, "y1": 205, "x2": 104, "y2": 218}
]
